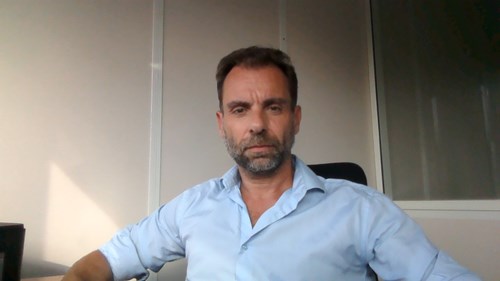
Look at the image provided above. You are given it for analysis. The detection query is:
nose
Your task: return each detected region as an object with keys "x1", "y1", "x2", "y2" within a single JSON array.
[{"x1": 249, "y1": 110, "x2": 267, "y2": 135}]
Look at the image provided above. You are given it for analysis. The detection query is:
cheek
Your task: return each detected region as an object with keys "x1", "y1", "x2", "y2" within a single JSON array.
[
  {"x1": 222, "y1": 123, "x2": 244, "y2": 140},
  {"x1": 270, "y1": 118, "x2": 294, "y2": 136}
]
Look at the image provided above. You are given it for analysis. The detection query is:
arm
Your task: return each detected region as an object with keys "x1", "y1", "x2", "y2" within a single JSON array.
[
  {"x1": 364, "y1": 193, "x2": 481, "y2": 280},
  {"x1": 63, "y1": 194, "x2": 188, "y2": 280},
  {"x1": 62, "y1": 250, "x2": 113, "y2": 281}
]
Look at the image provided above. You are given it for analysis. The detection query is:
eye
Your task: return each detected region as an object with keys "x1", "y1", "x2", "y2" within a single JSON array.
[
  {"x1": 268, "y1": 104, "x2": 283, "y2": 113},
  {"x1": 231, "y1": 107, "x2": 246, "y2": 115}
]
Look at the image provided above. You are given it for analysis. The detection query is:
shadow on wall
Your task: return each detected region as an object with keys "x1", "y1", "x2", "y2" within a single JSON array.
[
  {"x1": 158, "y1": 259, "x2": 187, "y2": 281},
  {"x1": 22, "y1": 258, "x2": 69, "y2": 278}
]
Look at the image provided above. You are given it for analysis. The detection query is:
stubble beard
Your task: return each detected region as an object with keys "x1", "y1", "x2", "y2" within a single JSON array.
[{"x1": 224, "y1": 127, "x2": 295, "y2": 177}]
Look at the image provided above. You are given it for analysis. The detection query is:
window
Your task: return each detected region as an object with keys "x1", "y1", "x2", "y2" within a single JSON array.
[{"x1": 371, "y1": 0, "x2": 499, "y2": 202}]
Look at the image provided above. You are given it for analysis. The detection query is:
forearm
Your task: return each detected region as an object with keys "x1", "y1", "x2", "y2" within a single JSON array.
[{"x1": 62, "y1": 250, "x2": 113, "y2": 281}]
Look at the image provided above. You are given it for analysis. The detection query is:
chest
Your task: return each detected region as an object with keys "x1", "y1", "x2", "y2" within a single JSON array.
[
  {"x1": 180, "y1": 197, "x2": 370, "y2": 280},
  {"x1": 243, "y1": 196, "x2": 277, "y2": 226}
]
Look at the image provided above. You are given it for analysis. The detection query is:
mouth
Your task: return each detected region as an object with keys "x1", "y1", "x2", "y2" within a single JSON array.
[{"x1": 246, "y1": 144, "x2": 274, "y2": 152}]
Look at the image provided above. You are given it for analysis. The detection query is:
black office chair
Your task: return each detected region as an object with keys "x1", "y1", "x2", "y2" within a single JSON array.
[{"x1": 308, "y1": 162, "x2": 367, "y2": 185}]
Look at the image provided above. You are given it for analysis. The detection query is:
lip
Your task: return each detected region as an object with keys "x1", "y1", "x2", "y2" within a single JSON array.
[{"x1": 246, "y1": 145, "x2": 273, "y2": 151}]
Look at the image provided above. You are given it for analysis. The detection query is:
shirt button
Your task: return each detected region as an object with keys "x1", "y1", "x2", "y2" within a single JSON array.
[{"x1": 242, "y1": 244, "x2": 248, "y2": 251}]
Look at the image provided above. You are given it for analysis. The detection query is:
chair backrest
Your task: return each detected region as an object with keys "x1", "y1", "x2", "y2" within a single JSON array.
[{"x1": 308, "y1": 162, "x2": 367, "y2": 185}]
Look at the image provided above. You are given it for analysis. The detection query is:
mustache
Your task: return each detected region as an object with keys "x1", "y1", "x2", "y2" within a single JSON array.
[{"x1": 241, "y1": 135, "x2": 279, "y2": 150}]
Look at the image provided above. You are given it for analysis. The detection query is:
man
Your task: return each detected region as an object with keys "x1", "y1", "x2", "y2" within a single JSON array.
[{"x1": 63, "y1": 46, "x2": 480, "y2": 280}]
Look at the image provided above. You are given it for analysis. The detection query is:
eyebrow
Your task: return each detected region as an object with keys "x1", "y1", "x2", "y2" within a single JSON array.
[
  {"x1": 262, "y1": 98, "x2": 289, "y2": 108},
  {"x1": 226, "y1": 98, "x2": 289, "y2": 108},
  {"x1": 225, "y1": 100, "x2": 251, "y2": 111}
]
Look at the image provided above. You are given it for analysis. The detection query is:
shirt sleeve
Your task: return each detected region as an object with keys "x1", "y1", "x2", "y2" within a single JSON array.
[
  {"x1": 99, "y1": 197, "x2": 186, "y2": 281},
  {"x1": 422, "y1": 251, "x2": 482, "y2": 281},
  {"x1": 364, "y1": 193, "x2": 481, "y2": 281}
]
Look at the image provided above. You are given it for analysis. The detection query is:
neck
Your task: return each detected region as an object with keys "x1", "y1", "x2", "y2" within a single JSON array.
[
  {"x1": 238, "y1": 156, "x2": 295, "y2": 200},
  {"x1": 238, "y1": 156, "x2": 295, "y2": 226}
]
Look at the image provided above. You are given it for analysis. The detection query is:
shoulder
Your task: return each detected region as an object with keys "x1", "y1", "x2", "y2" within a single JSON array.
[
  {"x1": 322, "y1": 178, "x2": 384, "y2": 202},
  {"x1": 157, "y1": 165, "x2": 240, "y2": 221},
  {"x1": 319, "y1": 178, "x2": 407, "y2": 220},
  {"x1": 170, "y1": 177, "x2": 228, "y2": 210}
]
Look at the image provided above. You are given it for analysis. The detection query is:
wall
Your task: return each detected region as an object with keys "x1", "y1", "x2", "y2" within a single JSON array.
[
  {"x1": 160, "y1": 0, "x2": 375, "y2": 203},
  {"x1": 287, "y1": 0, "x2": 374, "y2": 182},
  {"x1": 159, "y1": 0, "x2": 374, "y2": 210},
  {"x1": 414, "y1": 214, "x2": 500, "y2": 280},
  {"x1": 0, "y1": 1, "x2": 153, "y2": 277}
]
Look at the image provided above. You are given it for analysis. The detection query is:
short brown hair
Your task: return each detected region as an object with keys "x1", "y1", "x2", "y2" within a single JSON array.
[{"x1": 216, "y1": 46, "x2": 298, "y2": 110}]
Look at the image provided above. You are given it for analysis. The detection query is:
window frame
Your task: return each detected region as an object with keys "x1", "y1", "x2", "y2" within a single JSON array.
[{"x1": 366, "y1": 0, "x2": 500, "y2": 214}]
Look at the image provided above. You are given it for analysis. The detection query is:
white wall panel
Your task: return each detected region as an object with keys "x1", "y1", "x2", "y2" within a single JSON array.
[
  {"x1": 287, "y1": 0, "x2": 376, "y2": 187},
  {"x1": 0, "y1": 1, "x2": 153, "y2": 277},
  {"x1": 161, "y1": 0, "x2": 280, "y2": 202}
]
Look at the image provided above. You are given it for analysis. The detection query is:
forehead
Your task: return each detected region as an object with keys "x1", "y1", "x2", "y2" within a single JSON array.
[{"x1": 222, "y1": 66, "x2": 289, "y2": 102}]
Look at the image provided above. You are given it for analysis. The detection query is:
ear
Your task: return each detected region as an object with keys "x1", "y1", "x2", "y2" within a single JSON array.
[
  {"x1": 293, "y1": 105, "x2": 302, "y2": 135},
  {"x1": 216, "y1": 110, "x2": 225, "y2": 137}
]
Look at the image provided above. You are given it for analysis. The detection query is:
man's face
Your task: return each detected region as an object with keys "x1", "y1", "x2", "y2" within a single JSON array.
[{"x1": 216, "y1": 66, "x2": 301, "y2": 176}]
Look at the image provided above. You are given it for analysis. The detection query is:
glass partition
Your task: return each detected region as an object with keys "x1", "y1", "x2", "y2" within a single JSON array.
[{"x1": 371, "y1": 0, "x2": 499, "y2": 200}]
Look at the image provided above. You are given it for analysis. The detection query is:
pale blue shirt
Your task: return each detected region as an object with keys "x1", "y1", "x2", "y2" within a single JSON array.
[{"x1": 100, "y1": 157, "x2": 480, "y2": 281}]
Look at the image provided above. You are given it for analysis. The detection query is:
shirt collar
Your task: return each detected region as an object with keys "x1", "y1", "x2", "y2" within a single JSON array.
[
  {"x1": 220, "y1": 165, "x2": 241, "y2": 191},
  {"x1": 293, "y1": 157, "x2": 326, "y2": 193},
  {"x1": 220, "y1": 155, "x2": 326, "y2": 193}
]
